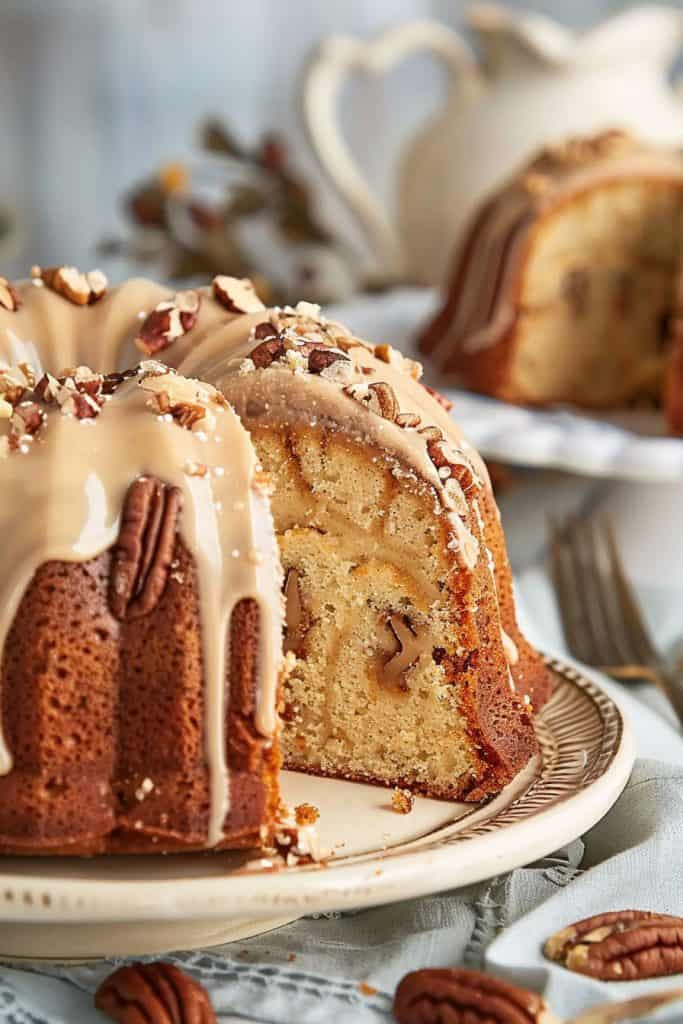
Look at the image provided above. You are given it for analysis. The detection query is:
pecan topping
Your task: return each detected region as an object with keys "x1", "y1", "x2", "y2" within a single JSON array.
[
  {"x1": 249, "y1": 336, "x2": 285, "y2": 368},
  {"x1": 395, "y1": 412, "x2": 421, "y2": 429},
  {"x1": 139, "y1": 371, "x2": 219, "y2": 430},
  {"x1": 422, "y1": 382, "x2": 454, "y2": 412},
  {"x1": 109, "y1": 477, "x2": 182, "y2": 621},
  {"x1": 95, "y1": 961, "x2": 216, "y2": 1023},
  {"x1": 284, "y1": 568, "x2": 308, "y2": 655},
  {"x1": 383, "y1": 616, "x2": 420, "y2": 690},
  {"x1": 252, "y1": 320, "x2": 279, "y2": 341},
  {"x1": 544, "y1": 910, "x2": 683, "y2": 981},
  {"x1": 31, "y1": 264, "x2": 107, "y2": 305},
  {"x1": 307, "y1": 348, "x2": 349, "y2": 375},
  {"x1": 394, "y1": 968, "x2": 558, "y2": 1024},
  {"x1": 135, "y1": 290, "x2": 201, "y2": 355},
  {"x1": 346, "y1": 381, "x2": 399, "y2": 422},
  {"x1": 9, "y1": 401, "x2": 46, "y2": 447},
  {"x1": 295, "y1": 802, "x2": 320, "y2": 826},
  {"x1": 392, "y1": 788, "x2": 414, "y2": 814},
  {"x1": 426, "y1": 438, "x2": 476, "y2": 492},
  {"x1": 212, "y1": 274, "x2": 265, "y2": 314},
  {"x1": 0, "y1": 277, "x2": 20, "y2": 311},
  {"x1": 0, "y1": 363, "x2": 34, "y2": 407}
]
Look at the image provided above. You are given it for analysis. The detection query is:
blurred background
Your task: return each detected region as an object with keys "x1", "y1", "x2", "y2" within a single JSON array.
[{"x1": 0, "y1": 0, "x2": 669, "y2": 286}]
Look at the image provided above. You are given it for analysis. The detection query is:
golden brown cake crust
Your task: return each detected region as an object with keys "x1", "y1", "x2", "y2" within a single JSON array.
[{"x1": 0, "y1": 543, "x2": 279, "y2": 855}]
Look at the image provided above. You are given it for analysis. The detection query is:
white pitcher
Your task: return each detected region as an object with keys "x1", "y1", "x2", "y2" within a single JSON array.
[{"x1": 301, "y1": 4, "x2": 683, "y2": 287}]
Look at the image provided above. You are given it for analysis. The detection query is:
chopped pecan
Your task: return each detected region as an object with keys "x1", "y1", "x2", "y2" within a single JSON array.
[
  {"x1": 544, "y1": 910, "x2": 683, "y2": 981},
  {"x1": 395, "y1": 412, "x2": 421, "y2": 429},
  {"x1": 109, "y1": 477, "x2": 182, "y2": 621},
  {"x1": 0, "y1": 277, "x2": 20, "y2": 311},
  {"x1": 422, "y1": 382, "x2": 453, "y2": 412},
  {"x1": 426, "y1": 439, "x2": 475, "y2": 492},
  {"x1": 31, "y1": 265, "x2": 107, "y2": 305},
  {"x1": 95, "y1": 961, "x2": 216, "y2": 1023},
  {"x1": 139, "y1": 371, "x2": 214, "y2": 430},
  {"x1": 0, "y1": 363, "x2": 34, "y2": 406},
  {"x1": 250, "y1": 336, "x2": 286, "y2": 369},
  {"x1": 307, "y1": 348, "x2": 349, "y2": 375},
  {"x1": 212, "y1": 274, "x2": 265, "y2": 314},
  {"x1": 135, "y1": 290, "x2": 201, "y2": 355},
  {"x1": 295, "y1": 802, "x2": 320, "y2": 826},
  {"x1": 101, "y1": 368, "x2": 138, "y2": 395},
  {"x1": 392, "y1": 788, "x2": 414, "y2": 814},
  {"x1": 383, "y1": 616, "x2": 421, "y2": 691},
  {"x1": 9, "y1": 401, "x2": 46, "y2": 445},
  {"x1": 394, "y1": 967, "x2": 558, "y2": 1024},
  {"x1": 252, "y1": 320, "x2": 279, "y2": 341}
]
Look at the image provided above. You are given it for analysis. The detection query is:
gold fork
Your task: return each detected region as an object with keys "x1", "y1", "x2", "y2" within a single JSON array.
[{"x1": 549, "y1": 515, "x2": 683, "y2": 728}]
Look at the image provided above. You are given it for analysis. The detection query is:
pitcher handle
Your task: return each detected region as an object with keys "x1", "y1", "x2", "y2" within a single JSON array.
[{"x1": 300, "y1": 20, "x2": 482, "y2": 280}]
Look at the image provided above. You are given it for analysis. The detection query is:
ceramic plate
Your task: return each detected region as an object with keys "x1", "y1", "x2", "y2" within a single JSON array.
[
  {"x1": 328, "y1": 288, "x2": 683, "y2": 483},
  {"x1": 0, "y1": 656, "x2": 633, "y2": 961}
]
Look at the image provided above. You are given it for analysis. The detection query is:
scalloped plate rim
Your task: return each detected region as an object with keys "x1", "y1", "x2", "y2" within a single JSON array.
[{"x1": 0, "y1": 655, "x2": 634, "y2": 928}]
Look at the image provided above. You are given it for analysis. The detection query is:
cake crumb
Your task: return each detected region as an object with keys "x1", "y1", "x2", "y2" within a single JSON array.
[
  {"x1": 295, "y1": 802, "x2": 320, "y2": 827},
  {"x1": 359, "y1": 982, "x2": 377, "y2": 997},
  {"x1": 391, "y1": 788, "x2": 414, "y2": 814},
  {"x1": 288, "y1": 952, "x2": 297, "y2": 962}
]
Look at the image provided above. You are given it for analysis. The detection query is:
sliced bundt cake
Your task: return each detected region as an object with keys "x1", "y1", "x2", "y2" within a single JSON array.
[
  {"x1": 417, "y1": 132, "x2": 683, "y2": 430},
  {"x1": 0, "y1": 268, "x2": 552, "y2": 854}
]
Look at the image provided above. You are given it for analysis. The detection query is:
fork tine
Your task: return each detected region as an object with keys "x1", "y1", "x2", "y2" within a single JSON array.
[
  {"x1": 581, "y1": 517, "x2": 636, "y2": 667},
  {"x1": 548, "y1": 516, "x2": 599, "y2": 665},
  {"x1": 603, "y1": 520, "x2": 658, "y2": 666},
  {"x1": 564, "y1": 516, "x2": 620, "y2": 667}
]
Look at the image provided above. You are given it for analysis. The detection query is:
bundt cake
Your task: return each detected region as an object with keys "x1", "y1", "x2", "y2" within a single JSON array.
[
  {"x1": 418, "y1": 132, "x2": 683, "y2": 431},
  {"x1": 0, "y1": 265, "x2": 553, "y2": 854},
  {"x1": 0, "y1": 355, "x2": 283, "y2": 854}
]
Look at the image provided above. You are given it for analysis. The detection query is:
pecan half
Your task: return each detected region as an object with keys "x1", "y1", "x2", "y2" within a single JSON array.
[
  {"x1": 367, "y1": 382, "x2": 398, "y2": 421},
  {"x1": 212, "y1": 274, "x2": 265, "y2": 314},
  {"x1": 135, "y1": 290, "x2": 201, "y2": 355},
  {"x1": 95, "y1": 961, "x2": 216, "y2": 1023},
  {"x1": 31, "y1": 264, "x2": 107, "y2": 305},
  {"x1": 544, "y1": 910, "x2": 683, "y2": 981},
  {"x1": 109, "y1": 477, "x2": 182, "y2": 621},
  {"x1": 394, "y1": 968, "x2": 558, "y2": 1024},
  {"x1": 383, "y1": 615, "x2": 421, "y2": 691},
  {"x1": 0, "y1": 277, "x2": 20, "y2": 311}
]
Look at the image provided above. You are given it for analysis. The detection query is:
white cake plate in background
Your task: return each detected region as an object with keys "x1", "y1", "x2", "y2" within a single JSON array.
[
  {"x1": 328, "y1": 288, "x2": 683, "y2": 484},
  {"x1": 0, "y1": 657, "x2": 633, "y2": 962}
]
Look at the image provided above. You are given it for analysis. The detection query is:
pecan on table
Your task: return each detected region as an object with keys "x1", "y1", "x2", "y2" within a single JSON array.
[
  {"x1": 95, "y1": 961, "x2": 216, "y2": 1023},
  {"x1": 109, "y1": 476, "x2": 182, "y2": 621},
  {"x1": 544, "y1": 910, "x2": 683, "y2": 981},
  {"x1": 394, "y1": 967, "x2": 559, "y2": 1023}
]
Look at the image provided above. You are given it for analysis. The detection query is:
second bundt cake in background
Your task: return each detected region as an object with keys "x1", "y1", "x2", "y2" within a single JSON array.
[{"x1": 418, "y1": 131, "x2": 683, "y2": 432}]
